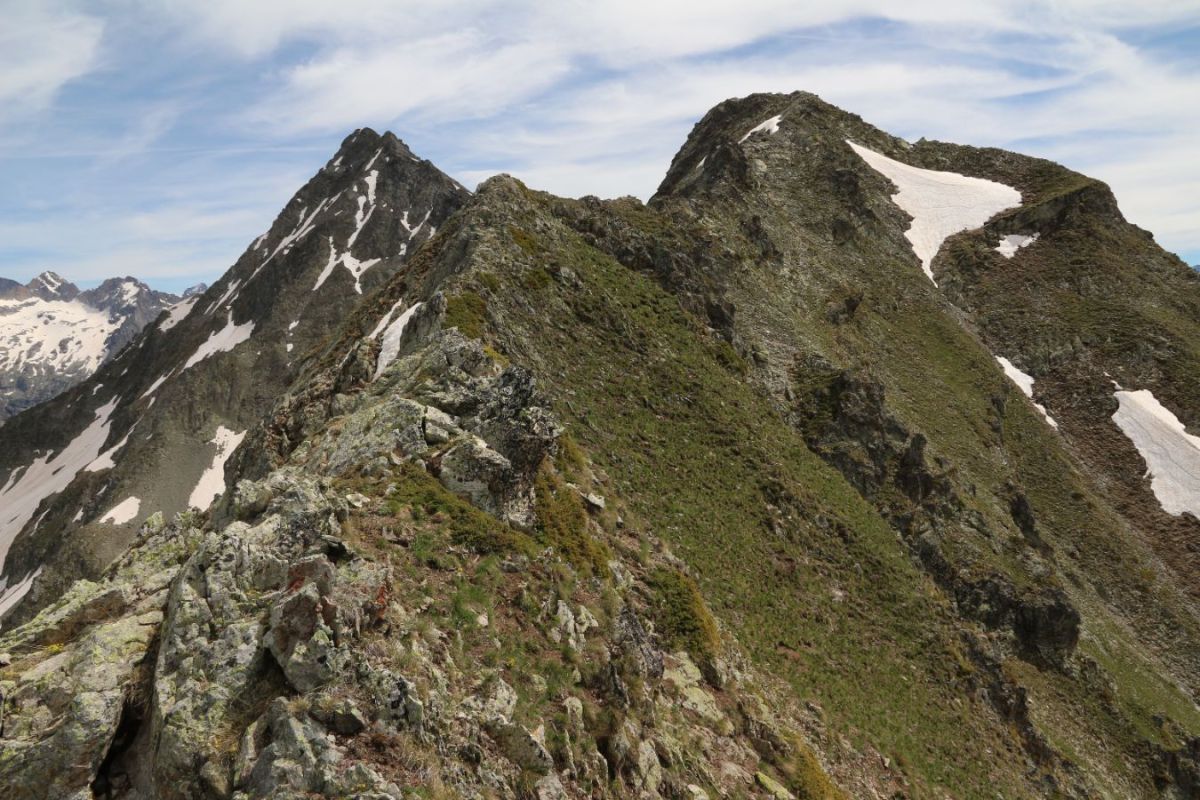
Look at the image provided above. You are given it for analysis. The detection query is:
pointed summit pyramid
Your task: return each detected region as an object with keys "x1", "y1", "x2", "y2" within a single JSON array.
[{"x1": 0, "y1": 131, "x2": 469, "y2": 620}]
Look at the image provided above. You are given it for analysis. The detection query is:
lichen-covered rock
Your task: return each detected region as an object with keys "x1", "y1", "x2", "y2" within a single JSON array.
[
  {"x1": 0, "y1": 610, "x2": 161, "y2": 799},
  {"x1": 0, "y1": 514, "x2": 201, "y2": 800},
  {"x1": 485, "y1": 718, "x2": 554, "y2": 774}
]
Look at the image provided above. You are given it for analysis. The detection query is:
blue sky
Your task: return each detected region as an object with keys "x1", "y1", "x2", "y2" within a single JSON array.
[{"x1": 1, "y1": 1, "x2": 1198, "y2": 293}]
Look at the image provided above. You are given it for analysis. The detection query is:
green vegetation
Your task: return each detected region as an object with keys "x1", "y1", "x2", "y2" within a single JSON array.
[
  {"x1": 508, "y1": 224, "x2": 540, "y2": 255},
  {"x1": 385, "y1": 462, "x2": 535, "y2": 556},
  {"x1": 520, "y1": 266, "x2": 553, "y2": 292},
  {"x1": 476, "y1": 270, "x2": 502, "y2": 293},
  {"x1": 474, "y1": 193, "x2": 1034, "y2": 796},
  {"x1": 443, "y1": 291, "x2": 488, "y2": 340},
  {"x1": 647, "y1": 567, "x2": 720, "y2": 664},
  {"x1": 533, "y1": 460, "x2": 610, "y2": 576},
  {"x1": 771, "y1": 735, "x2": 847, "y2": 800}
]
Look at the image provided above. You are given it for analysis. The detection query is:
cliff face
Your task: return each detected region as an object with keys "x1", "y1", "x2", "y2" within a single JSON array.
[{"x1": 2, "y1": 93, "x2": 1200, "y2": 800}]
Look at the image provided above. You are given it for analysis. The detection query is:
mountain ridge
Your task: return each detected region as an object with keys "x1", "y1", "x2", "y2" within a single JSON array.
[{"x1": 1, "y1": 93, "x2": 1199, "y2": 799}]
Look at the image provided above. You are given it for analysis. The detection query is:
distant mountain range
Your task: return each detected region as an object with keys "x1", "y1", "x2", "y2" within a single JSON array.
[{"x1": 0, "y1": 273, "x2": 205, "y2": 420}]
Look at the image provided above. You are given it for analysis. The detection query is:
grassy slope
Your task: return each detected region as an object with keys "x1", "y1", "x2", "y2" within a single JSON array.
[
  {"x1": 434, "y1": 180, "x2": 1066, "y2": 797},
  {"x1": 642, "y1": 94, "x2": 1200, "y2": 794}
]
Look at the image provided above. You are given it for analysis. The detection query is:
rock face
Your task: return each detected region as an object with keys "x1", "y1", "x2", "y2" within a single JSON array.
[
  {"x1": 3, "y1": 93, "x2": 1200, "y2": 799},
  {"x1": 0, "y1": 273, "x2": 180, "y2": 420},
  {"x1": 0, "y1": 314, "x2": 829, "y2": 800},
  {"x1": 0, "y1": 129, "x2": 470, "y2": 623}
]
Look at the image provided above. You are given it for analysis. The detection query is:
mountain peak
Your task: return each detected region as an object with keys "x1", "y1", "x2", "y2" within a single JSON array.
[
  {"x1": 323, "y1": 127, "x2": 422, "y2": 178},
  {"x1": 26, "y1": 270, "x2": 79, "y2": 301},
  {"x1": 653, "y1": 90, "x2": 901, "y2": 202}
]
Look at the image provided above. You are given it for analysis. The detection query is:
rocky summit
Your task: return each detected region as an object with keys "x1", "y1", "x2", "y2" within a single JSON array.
[
  {"x1": 1, "y1": 93, "x2": 1199, "y2": 800},
  {"x1": 0, "y1": 274, "x2": 181, "y2": 420}
]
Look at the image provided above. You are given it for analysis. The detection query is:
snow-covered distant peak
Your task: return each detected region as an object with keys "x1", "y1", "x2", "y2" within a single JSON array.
[
  {"x1": 847, "y1": 141, "x2": 1021, "y2": 285},
  {"x1": 0, "y1": 297, "x2": 121, "y2": 376},
  {"x1": 33, "y1": 271, "x2": 66, "y2": 295},
  {"x1": 118, "y1": 280, "x2": 142, "y2": 306},
  {"x1": 0, "y1": 272, "x2": 182, "y2": 417},
  {"x1": 22, "y1": 271, "x2": 81, "y2": 302}
]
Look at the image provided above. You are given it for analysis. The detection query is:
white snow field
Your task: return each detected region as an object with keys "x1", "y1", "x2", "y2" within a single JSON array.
[
  {"x1": 373, "y1": 301, "x2": 424, "y2": 380},
  {"x1": 0, "y1": 566, "x2": 43, "y2": 624},
  {"x1": 183, "y1": 310, "x2": 255, "y2": 370},
  {"x1": 99, "y1": 496, "x2": 141, "y2": 525},
  {"x1": 0, "y1": 297, "x2": 121, "y2": 378},
  {"x1": 0, "y1": 398, "x2": 119, "y2": 570},
  {"x1": 1112, "y1": 389, "x2": 1200, "y2": 518},
  {"x1": 159, "y1": 295, "x2": 199, "y2": 332},
  {"x1": 995, "y1": 356, "x2": 1058, "y2": 428},
  {"x1": 995, "y1": 233, "x2": 1039, "y2": 258},
  {"x1": 847, "y1": 142, "x2": 1022, "y2": 284},
  {"x1": 86, "y1": 426, "x2": 134, "y2": 472},
  {"x1": 188, "y1": 425, "x2": 247, "y2": 511}
]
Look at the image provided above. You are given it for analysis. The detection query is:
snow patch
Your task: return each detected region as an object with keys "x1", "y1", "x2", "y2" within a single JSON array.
[
  {"x1": 118, "y1": 280, "x2": 141, "y2": 305},
  {"x1": 182, "y1": 311, "x2": 255, "y2": 370},
  {"x1": 252, "y1": 197, "x2": 333, "y2": 281},
  {"x1": 160, "y1": 295, "x2": 199, "y2": 332},
  {"x1": 36, "y1": 272, "x2": 62, "y2": 293},
  {"x1": 1112, "y1": 389, "x2": 1200, "y2": 518},
  {"x1": 847, "y1": 141, "x2": 1021, "y2": 284},
  {"x1": 369, "y1": 298, "x2": 406, "y2": 339},
  {"x1": 86, "y1": 425, "x2": 134, "y2": 471},
  {"x1": 0, "y1": 399, "x2": 119, "y2": 571},
  {"x1": 739, "y1": 114, "x2": 782, "y2": 143},
  {"x1": 374, "y1": 302, "x2": 423, "y2": 380},
  {"x1": 100, "y1": 496, "x2": 140, "y2": 525},
  {"x1": 364, "y1": 147, "x2": 383, "y2": 171},
  {"x1": 140, "y1": 371, "x2": 172, "y2": 400},
  {"x1": 313, "y1": 170, "x2": 385, "y2": 294},
  {"x1": 206, "y1": 278, "x2": 241, "y2": 314},
  {"x1": 0, "y1": 566, "x2": 42, "y2": 622},
  {"x1": 996, "y1": 233, "x2": 1039, "y2": 259},
  {"x1": 401, "y1": 209, "x2": 431, "y2": 240},
  {"x1": 188, "y1": 426, "x2": 247, "y2": 511},
  {"x1": 995, "y1": 356, "x2": 1057, "y2": 428}
]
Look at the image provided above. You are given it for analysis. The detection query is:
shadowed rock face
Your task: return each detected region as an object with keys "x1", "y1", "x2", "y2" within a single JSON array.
[{"x1": 3, "y1": 93, "x2": 1200, "y2": 800}]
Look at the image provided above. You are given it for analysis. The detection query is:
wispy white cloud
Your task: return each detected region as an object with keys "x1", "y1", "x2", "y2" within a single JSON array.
[
  {"x1": 249, "y1": 31, "x2": 572, "y2": 130},
  {"x1": 1, "y1": 1, "x2": 1198, "y2": 289},
  {"x1": 0, "y1": 5, "x2": 103, "y2": 125}
]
